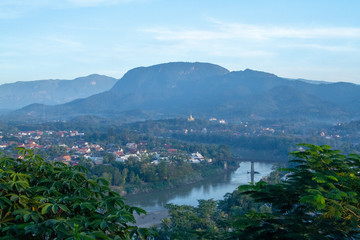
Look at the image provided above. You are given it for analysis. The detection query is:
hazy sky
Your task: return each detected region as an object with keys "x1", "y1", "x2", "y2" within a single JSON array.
[{"x1": 1, "y1": 0, "x2": 360, "y2": 84}]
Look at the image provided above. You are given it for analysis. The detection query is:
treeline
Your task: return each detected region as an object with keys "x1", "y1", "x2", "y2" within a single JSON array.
[
  {"x1": 86, "y1": 157, "x2": 205, "y2": 193},
  {"x1": 6, "y1": 117, "x2": 342, "y2": 160},
  {"x1": 124, "y1": 118, "x2": 341, "y2": 160},
  {"x1": 169, "y1": 132, "x2": 340, "y2": 159}
]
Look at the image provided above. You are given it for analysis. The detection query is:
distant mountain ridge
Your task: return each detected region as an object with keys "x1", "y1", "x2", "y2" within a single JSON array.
[
  {"x1": 7, "y1": 62, "x2": 360, "y2": 122},
  {"x1": 0, "y1": 74, "x2": 117, "y2": 109}
]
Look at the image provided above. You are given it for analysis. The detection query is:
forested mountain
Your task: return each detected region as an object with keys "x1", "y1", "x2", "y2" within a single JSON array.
[
  {"x1": 0, "y1": 74, "x2": 117, "y2": 109},
  {"x1": 7, "y1": 62, "x2": 360, "y2": 122}
]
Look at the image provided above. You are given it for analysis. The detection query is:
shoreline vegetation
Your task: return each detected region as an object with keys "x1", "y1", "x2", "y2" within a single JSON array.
[
  {"x1": 117, "y1": 159, "x2": 240, "y2": 196},
  {"x1": 117, "y1": 155, "x2": 285, "y2": 197}
]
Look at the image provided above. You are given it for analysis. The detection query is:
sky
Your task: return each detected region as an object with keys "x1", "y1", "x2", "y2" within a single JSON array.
[{"x1": 1, "y1": 0, "x2": 360, "y2": 84}]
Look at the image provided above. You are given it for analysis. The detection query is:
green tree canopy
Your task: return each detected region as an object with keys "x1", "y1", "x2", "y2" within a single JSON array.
[
  {"x1": 157, "y1": 200, "x2": 221, "y2": 240},
  {"x1": 232, "y1": 144, "x2": 360, "y2": 239},
  {"x1": 0, "y1": 148, "x2": 149, "y2": 239}
]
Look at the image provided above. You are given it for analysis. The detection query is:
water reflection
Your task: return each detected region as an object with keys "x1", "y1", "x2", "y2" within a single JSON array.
[{"x1": 125, "y1": 161, "x2": 275, "y2": 212}]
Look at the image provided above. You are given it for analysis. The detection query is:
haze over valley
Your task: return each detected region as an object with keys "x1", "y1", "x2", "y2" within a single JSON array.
[{"x1": 2, "y1": 1, "x2": 360, "y2": 239}]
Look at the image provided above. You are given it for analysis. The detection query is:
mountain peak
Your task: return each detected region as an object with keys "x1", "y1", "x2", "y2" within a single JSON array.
[
  {"x1": 242, "y1": 68, "x2": 278, "y2": 78},
  {"x1": 73, "y1": 74, "x2": 116, "y2": 82},
  {"x1": 123, "y1": 62, "x2": 229, "y2": 77},
  {"x1": 111, "y1": 62, "x2": 229, "y2": 91}
]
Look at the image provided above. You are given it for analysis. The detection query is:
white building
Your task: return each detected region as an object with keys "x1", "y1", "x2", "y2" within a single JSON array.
[{"x1": 188, "y1": 152, "x2": 205, "y2": 163}]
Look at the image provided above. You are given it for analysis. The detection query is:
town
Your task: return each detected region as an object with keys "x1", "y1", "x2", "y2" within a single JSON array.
[
  {"x1": 0, "y1": 128, "x2": 214, "y2": 167},
  {"x1": 0, "y1": 116, "x2": 351, "y2": 169}
]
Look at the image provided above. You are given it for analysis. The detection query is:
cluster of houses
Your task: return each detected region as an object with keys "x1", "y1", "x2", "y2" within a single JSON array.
[
  {"x1": 0, "y1": 130, "x2": 85, "y2": 150},
  {"x1": 0, "y1": 129, "x2": 212, "y2": 166},
  {"x1": 88, "y1": 147, "x2": 211, "y2": 166}
]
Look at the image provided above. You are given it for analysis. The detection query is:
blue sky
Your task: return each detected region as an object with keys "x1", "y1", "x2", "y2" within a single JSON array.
[{"x1": 1, "y1": 0, "x2": 360, "y2": 84}]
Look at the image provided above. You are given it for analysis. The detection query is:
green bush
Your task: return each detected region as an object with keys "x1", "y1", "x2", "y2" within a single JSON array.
[{"x1": 0, "y1": 148, "x2": 149, "y2": 239}]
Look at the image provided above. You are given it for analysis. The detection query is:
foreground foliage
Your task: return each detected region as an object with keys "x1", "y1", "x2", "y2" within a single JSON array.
[
  {"x1": 0, "y1": 148, "x2": 149, "y2": 239},
  {"x1": 156, "y1": 144, "x2": 360, "y2": 239},
  {"x1": 232, "y1": 143, "x2": 360, "y2": 239},
  {"x1": 156, "y1": 200, "x2": 223, "y2": 239}
]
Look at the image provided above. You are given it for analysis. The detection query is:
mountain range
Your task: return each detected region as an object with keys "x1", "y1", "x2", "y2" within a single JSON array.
[
  {"x1": 0, "y1": 74, "x2": 117, "y2": 110},
  {"x1": 4, "y1": 62, "x2": 360, "y2": 122}
]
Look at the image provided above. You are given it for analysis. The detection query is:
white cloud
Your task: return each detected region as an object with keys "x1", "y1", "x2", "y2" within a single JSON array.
[
  {"x1": 144, "y1": 21, "x2": 360, "y2": 43},
  {"x1": 141, "y1": 20, "x2": 360, "y2": 60},
  {"x1": 220, "y1": 23, "x2": 360, "y2": 40}
]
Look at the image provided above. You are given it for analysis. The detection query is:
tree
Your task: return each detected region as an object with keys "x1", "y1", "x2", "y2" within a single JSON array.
[
  {"x1": 157, "y1": 200, "x2": 222, "y2": 240},
  {"x1": 0, "y1": 148, "x2": 150, "y2": 239},
  {"x1": 113, "y1": 168, "x2": 123, "y2": 186},
  {"x1": 104, "y1": 153, "x2": 116, "y2": 164},
  {"x1": 45, "y1": 145, "x2": 68, "y2": 160},
  {"x1": 231, "y1": 144, "x2": 360, "y2": 239},
  {"x1": 101, "y1": 172, "x2": 113, "y2": 185}
]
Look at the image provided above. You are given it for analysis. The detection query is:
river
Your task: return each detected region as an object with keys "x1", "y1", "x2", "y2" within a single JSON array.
[{"x1": 124, "y1": 161, "x2": 276, "y2": 212}]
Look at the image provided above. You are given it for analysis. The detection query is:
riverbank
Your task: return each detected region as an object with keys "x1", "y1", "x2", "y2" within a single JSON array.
[{"x1": 119, "y1": 162, "x2": 239, "y2": 196}]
